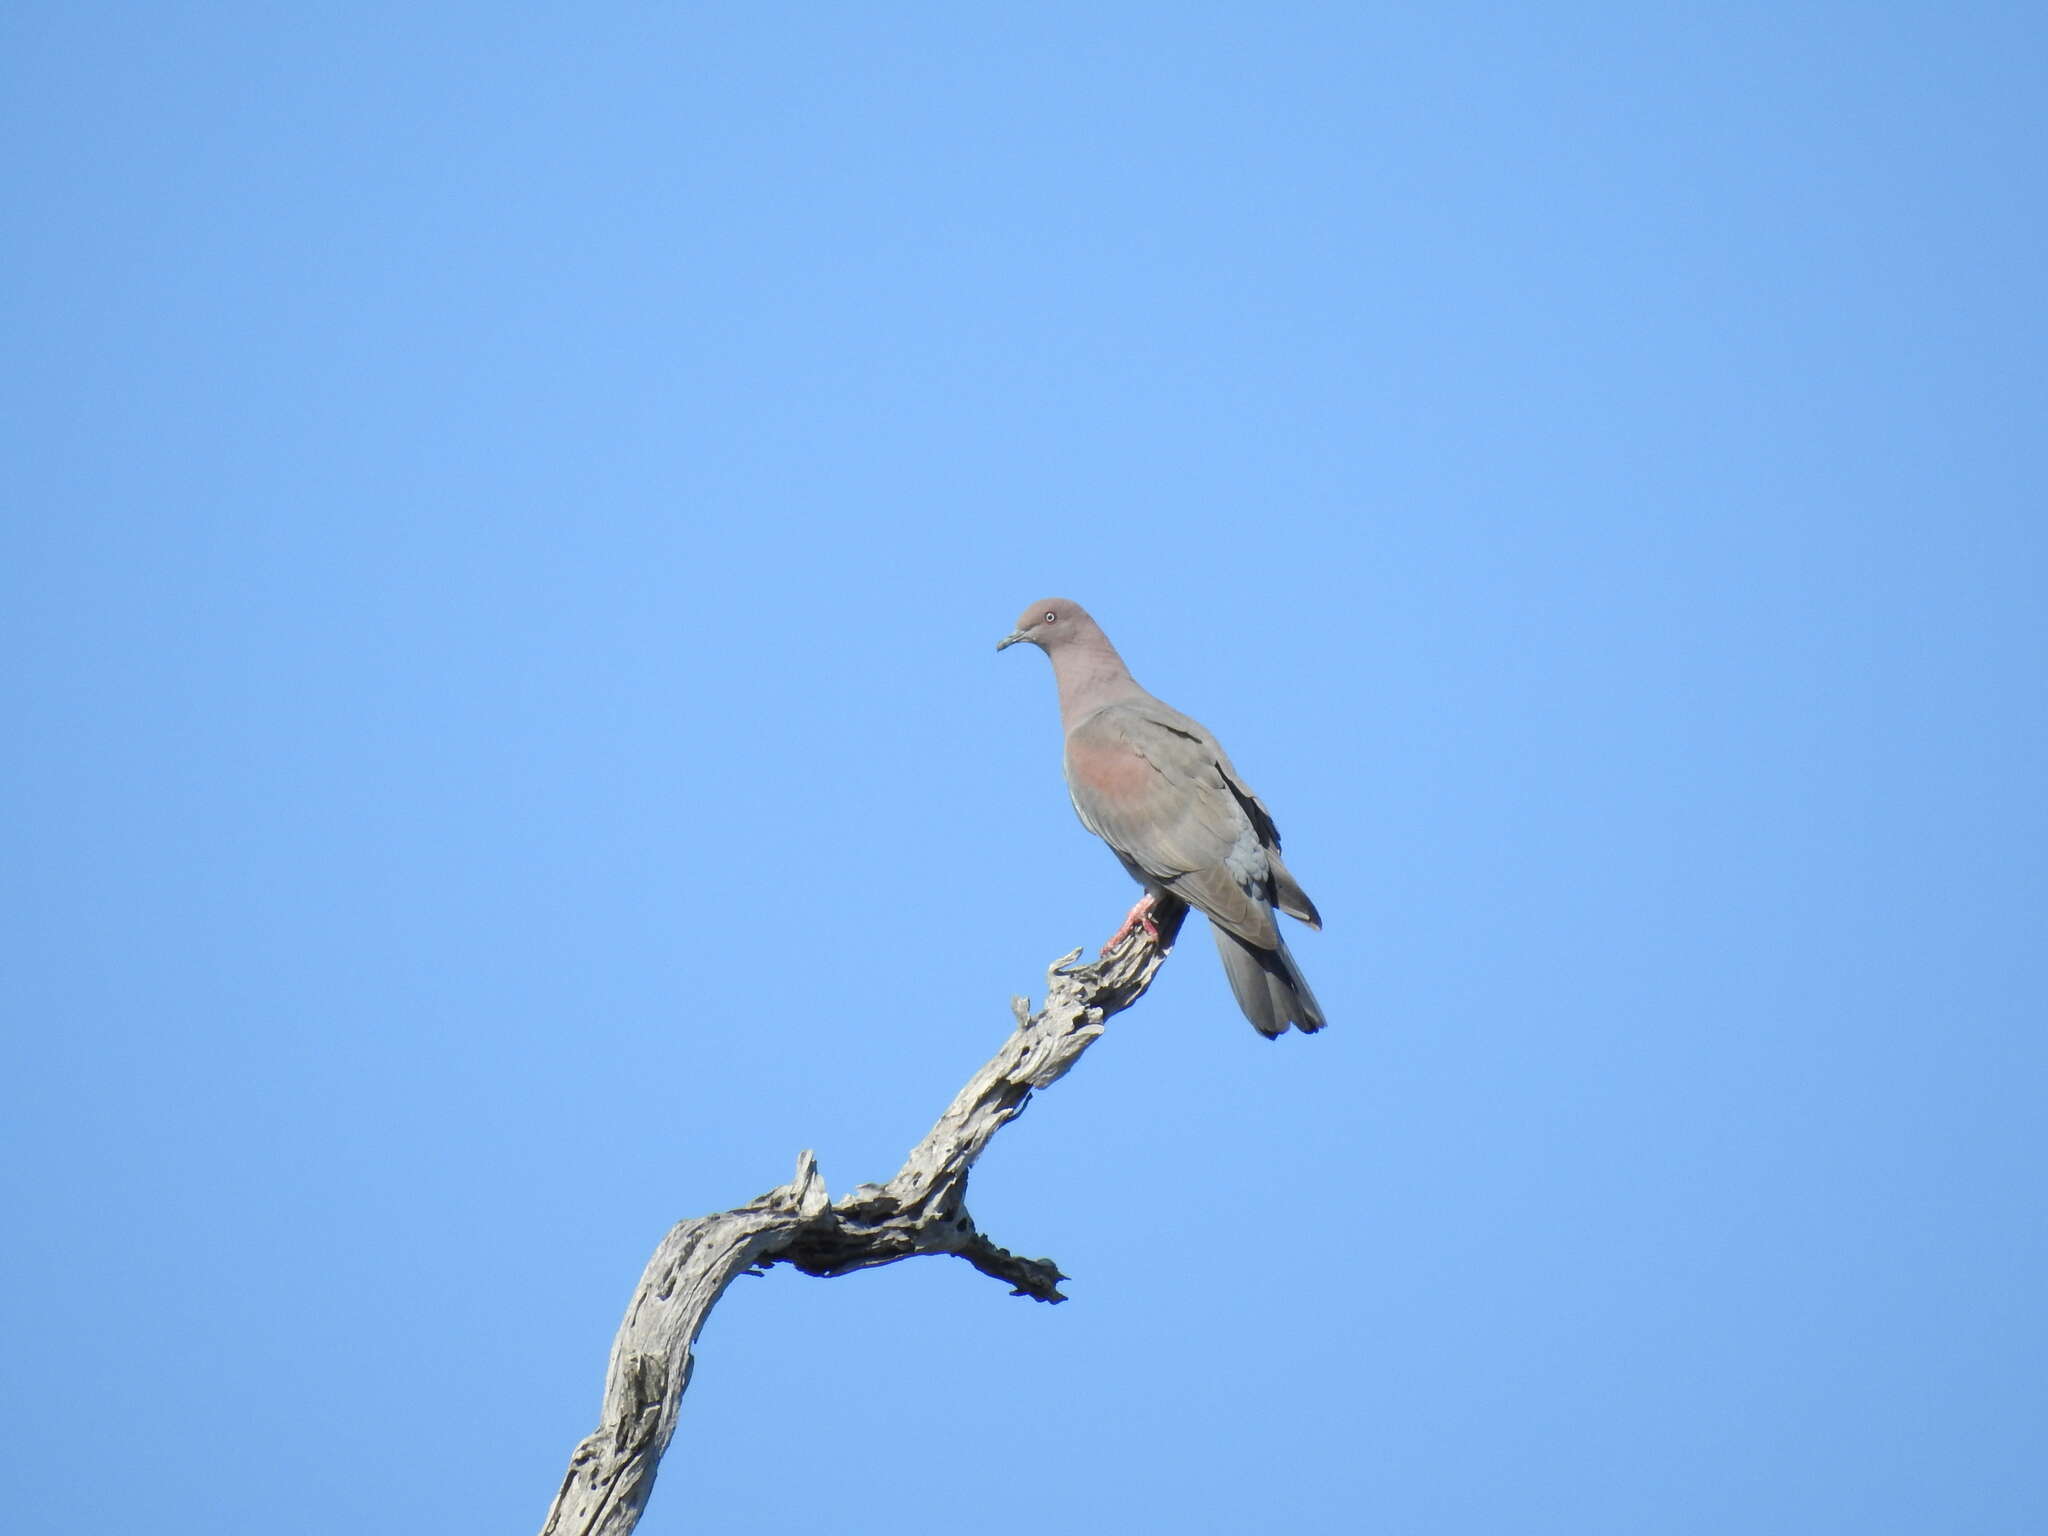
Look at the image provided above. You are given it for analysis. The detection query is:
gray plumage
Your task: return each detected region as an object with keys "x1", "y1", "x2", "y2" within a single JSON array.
[{"x1": 998, "y1": 597, "x2": 1325, "y2": 1038}]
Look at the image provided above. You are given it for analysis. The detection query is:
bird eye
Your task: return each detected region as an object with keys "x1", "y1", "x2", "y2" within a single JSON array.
[{"x1": 1044, "y1": 610, "x2": 1057, "y2": 623}]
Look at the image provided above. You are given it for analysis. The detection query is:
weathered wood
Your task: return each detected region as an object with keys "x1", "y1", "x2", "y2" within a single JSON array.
[{"x1": 540, "y1": 899, "x2": 1189, "y2": 1536}]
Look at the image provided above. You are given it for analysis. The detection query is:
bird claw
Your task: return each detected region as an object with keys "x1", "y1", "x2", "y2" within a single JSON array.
[{"x1": 1100, "y1": 894, "x2": 1162, "y2": 955}]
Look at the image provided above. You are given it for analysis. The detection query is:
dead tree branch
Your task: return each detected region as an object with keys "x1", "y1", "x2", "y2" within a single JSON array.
[{"x1": 539, "y1": 897, "x2": 1190, "y2": 1536}]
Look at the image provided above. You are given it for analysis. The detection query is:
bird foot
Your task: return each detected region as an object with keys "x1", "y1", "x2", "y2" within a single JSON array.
[{"x1": 1101, "y1": 894, "x2": 1162, "y2": 955}]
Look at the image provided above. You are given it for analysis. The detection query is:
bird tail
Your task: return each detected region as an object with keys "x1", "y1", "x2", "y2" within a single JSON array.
[{"x1": 1211, "y1": 923, "x2": 1325, "y2": 1038}]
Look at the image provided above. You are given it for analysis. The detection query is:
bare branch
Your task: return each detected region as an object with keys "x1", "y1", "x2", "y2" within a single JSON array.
[{"x1": 539, "y1": 899, "x2": 1190, "y2": 1536}]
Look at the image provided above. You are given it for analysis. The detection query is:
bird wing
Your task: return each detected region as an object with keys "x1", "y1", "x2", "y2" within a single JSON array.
[{"x1": 1063, "y1": 702, "x2": 1279, "y2": 948}]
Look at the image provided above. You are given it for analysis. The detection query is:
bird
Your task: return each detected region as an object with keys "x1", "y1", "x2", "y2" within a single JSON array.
[{"x1": 998, "y1": 597, "x2": 1325, "y2": 1037}]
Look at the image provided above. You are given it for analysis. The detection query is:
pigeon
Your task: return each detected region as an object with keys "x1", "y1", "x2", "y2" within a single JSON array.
[{"x1": 998, "y1": 598, "x2": 1325, "y2": 1037}]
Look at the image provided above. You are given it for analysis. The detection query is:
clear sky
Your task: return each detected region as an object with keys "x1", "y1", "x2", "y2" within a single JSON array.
[{"x1": 4, "y1": 5, "x2": 2043, "y2": 1533}]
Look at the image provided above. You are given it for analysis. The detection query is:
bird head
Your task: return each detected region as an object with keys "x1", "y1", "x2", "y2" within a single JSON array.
[{"x1": 997, "y1": 597, "x2": 1090, "y2": 653}]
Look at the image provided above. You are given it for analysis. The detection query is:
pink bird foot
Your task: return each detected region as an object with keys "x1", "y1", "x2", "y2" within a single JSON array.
[{"x1": 1101, "y1": 893, "x2": 1162, "y2": 955}]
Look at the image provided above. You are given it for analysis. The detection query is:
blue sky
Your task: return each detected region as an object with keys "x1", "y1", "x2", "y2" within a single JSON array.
[{"x1": 4, "y1": 5, "x2": 2043, "y2": 1532}]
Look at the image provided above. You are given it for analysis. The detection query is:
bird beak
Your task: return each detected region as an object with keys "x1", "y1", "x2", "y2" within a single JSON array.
[{"x1": 996, "y1": 629, "x2": 1029, "y2": 652}]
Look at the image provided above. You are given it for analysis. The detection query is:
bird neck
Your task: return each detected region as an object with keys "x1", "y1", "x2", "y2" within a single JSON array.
[{"x1": 1054, "y1": 638, "x2": 1145, "y2": 728}]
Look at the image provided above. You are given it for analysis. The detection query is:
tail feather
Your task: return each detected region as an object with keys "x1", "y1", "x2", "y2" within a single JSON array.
[{"x1": 1210, "y1": 922, "x2": 1326, "y2": 1038}]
